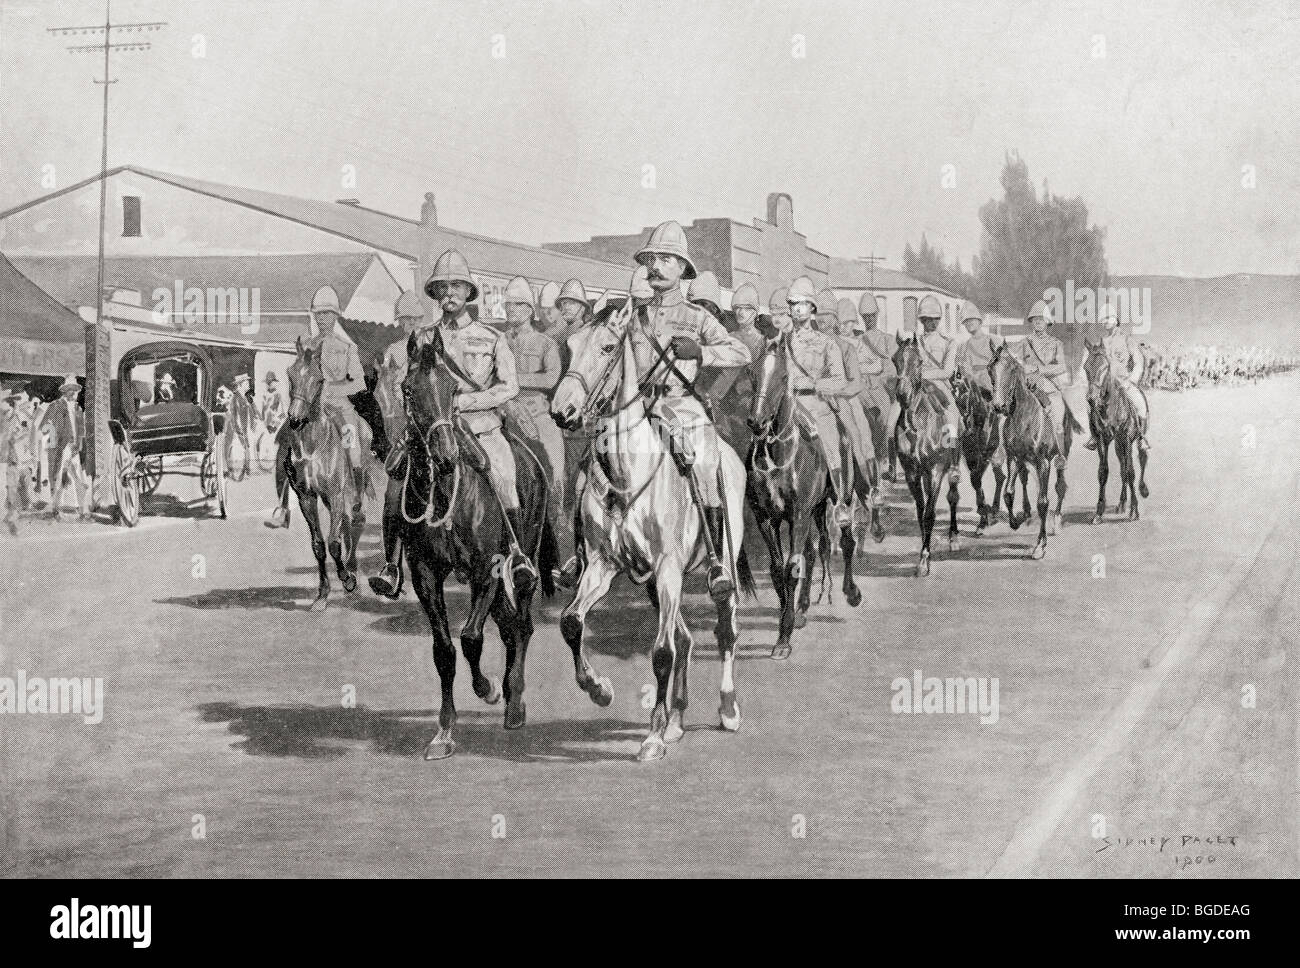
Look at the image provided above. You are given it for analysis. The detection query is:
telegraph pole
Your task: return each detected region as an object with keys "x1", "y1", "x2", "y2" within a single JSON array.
[{"x1": 48, "y1": 4, "x2": 165, "y2": 501}]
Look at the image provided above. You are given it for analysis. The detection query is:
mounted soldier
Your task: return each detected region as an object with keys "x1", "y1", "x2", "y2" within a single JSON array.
[
  {"x1": 786, "y1": 276, "x2": 852, "y2": 526},
  {"x1": 1012, "y1": 298, "x2": 1094, "y2": 464},
  {"x1": 852, "y1": 292, "x2": 898, "y2": 476},
  {"x1": 369, "y1": 289, "x2": 442, "y2": 597},
  {"x1": 546, "y1": 278, "x2": 591, "y2": 351},
  {"x1": 955, "y1": 300, "x2": 1002, "y2": 393},
  {"x1": 885, "y1": 295, "x2": 960, "y2": 452},
  {"x1": 426, "y1": 249, "x2": 535, "y2": 584},
  {"x1": 832, "y1": 297, "x2": 878, "y2": 492},
  {"x1": 1099, "y1": 303, "x2": 1150, "y2": 452},
  {"x1": 630, "y1": 220, "x2": 752, "y2": 599},
  {"x1": 537, "y1": 280, "x2": 561, "y2": 335}
]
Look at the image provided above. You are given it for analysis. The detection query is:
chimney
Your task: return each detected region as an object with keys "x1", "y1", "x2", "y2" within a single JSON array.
[{"x1": 421, "y1": 192, "x2": 438, "y2": 227}]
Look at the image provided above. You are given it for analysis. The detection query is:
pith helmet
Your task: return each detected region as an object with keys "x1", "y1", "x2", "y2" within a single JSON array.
[
  {"x1": 688, "y1": 270, "x2": 721, "y2": 308},
  {"x1": 60, "y1": 374, "x2": 82, "y2": 392},
  {"x1": 769, "y1": 286, "x2": 789, "y2": 313},
  {"x1": 629, "y1": 265, "x2": 654, "y2": 301},
  {"x1": 960, "y1": 300, "x2": 983, "y2": 324},
  {"x1": 1026, "y1": 298, "x2": 1052, "y2": 324},
  {"x1": 816, "y1": 289, "x2": 839, "y2": 318},
  {"x1": 918, "y1": 295, "x2": 943, "y2": 320},
  {"x1": 394, "y1": 290, "x2": 425, "y2": 320},
  {"x1": 1099, "y1": 303, "x2": 1120, "y2": 326},
  {"x1": 423, "y1": 249, "x2": 479, "y2": 302},
  {"x1": 837, "y1": 298, "x2": 859, "y2": 324},
  {"x1": 859, "y1": 292, "x2": 881, "y2": 317},
  {"x1": 539, "y1": 281, "x2": 561, "y2": 310},
  {"x1": 503, "y1": 276, "x2": 535, "y2": 312},
  {"x1": 311, "y1": 285, "x2": 341, "y2": 314},
  {"x1": 732, "y1": 283, "x2": 760, "y2": 311},
  {"x1": 634, "y1": 220, "x2": 697, "y2": 280},
  {"x1": 787, "y1": 277, "x2": 816, "y2": 306},
  {"x1": 557, "y1": 278, "x2": 590, "y2": 310}
]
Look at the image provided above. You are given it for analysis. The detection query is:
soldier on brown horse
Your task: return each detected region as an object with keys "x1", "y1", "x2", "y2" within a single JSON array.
[
  {"x1": 1083, "y1": 327, "x2": 1150, "y2": 524},
  {"x1": 953, "y1": 302, "x2": 1007, "y2": 536}
]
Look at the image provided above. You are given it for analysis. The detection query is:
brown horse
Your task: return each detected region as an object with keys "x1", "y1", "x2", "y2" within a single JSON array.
[
  {"x1": 745, "y1": 332, "x2": 859, "y2": 660},
  {"x1": 275, "y1": 337, "x2": 369, "y2": 611},
  {"x1": 989, "y1": 343, "x2": 1068, "y2": 559},
  {"x1": 892, "y1": 336, "x2": 962, "y2": 576},
  {"x1": 953, "y1": 371, "x2": 1007, "y2": 536},
  {"x1": 400, "y1": 328, "x2": 558, "y2": 759},
  {"x1": 1083, "y1": 340, "x2": 1149, "y2": 523}
]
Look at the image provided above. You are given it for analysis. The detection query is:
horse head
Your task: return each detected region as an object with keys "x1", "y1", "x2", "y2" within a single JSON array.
[
  {"x1": 893, "y1": 333, "x2": 922, "y2": 401},
  {"x1": 402, "y1": 328, "x2": 459, "y2": 473},
  {"x1": 373, "y1": 352, "x2": 406, "y2": 441},
  {"x1": 747, "y1": 332, "x2": 789, "y2": 435},
  {"x1": 988, "y1": 342, "x2": 1022, "y2": 415},
  {"x1": 286, "y1": 336, "x2": 324, "y2": 429},
  {"x1": 550, "y1": 303, "x2": 629, "y2": 431},
  {"x1": 1083, "y1": 338, "x2": 1109, "y2": 405}
]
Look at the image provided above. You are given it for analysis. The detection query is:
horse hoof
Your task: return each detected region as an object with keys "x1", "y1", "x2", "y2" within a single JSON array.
[
  {"x1": 664, "y1": 713, "x2": 685, "y2": 744},
  {"x1": 1139, "y1": 484, "x2": 1150, "y2": 499},
  {"x1": 771, "y1": 643, "x2": 792, "y2": 661},
  {"x1": 504, "y1": 700, "x2": 526, "y2": 730},
  {"x1": 949, "y1": 538, "x2": 961, "y2": 553},
  {"x1": 719, "y1": 691, "x2": 741, "y2": 732},
  {"x1": 423, "y1": 736, "x2": 455, "y2": 761},
  {"x1": 916, "y1": 558, "x2": 930, "y2": 577},
  {"x1": 309, "y1": 596, "x2": 328, "y2": 613},
  {"x1": 341, "y1": 574, "x2": 357, "y2": 593},
  {"x1": 845, "y1": 586, "x2": 862, "y2": 608},
  {"x1": 478, "y1": 676, "x2": 501, "y2": 705},
  {"x1": 1047, "y1": 519, "x2": 1057, "y2": 537},
  {"x1": 1030, "y1": 544, "x2": 1046, "y2": 560},
  {"x1": 1008, "y1": 517, "x2": 1020, "y2": 531},
  {"x1": 1091, "y1": 513, "x2": 1103, "y2": 525},
  {"x1": 584, "y1": 677, "x2": 613, "y2": 707},
  {"x1": 1129, "y1": 510, "x2": 1140, "y2": 521},
  {"x1": 637, "y1": 736, "x2": 668, "y2": 762},
  {"x1": 871, "y1": 525, "x2": 886, "y2": 544}
]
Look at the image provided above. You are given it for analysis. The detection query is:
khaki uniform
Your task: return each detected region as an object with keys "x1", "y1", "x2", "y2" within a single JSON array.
[
  {"x1": 506, "y1": 323, "x2": 565, "y2": 515},
  {"x1": 1101, "y1": 329, "x2": 1149, "y2": 420},
  {"x1": 788, "y1": 324, "x2": 847, "y2": 472},
  {"x1": 308, "y1": 330, "x2": 368, "y2": 465},
  {"x1": 830, "y1": 333, "x2": 876, "y2": 464},
  {"x1": 855, "y1": 328, "x2": 897, "y2": 415},
  {"x1": 956, "y1": 330, "x2": 1003, "y2": 393},
  {"x1": 630, "y1": 287, "x2": 750, "y2": 506},
  {"x1": 381, "y1": 324, "x2": 440, "y2": 374},
  {"x1": 1014, "y1": 332, "x2": 1090, "y2": 442},
  {"x1": 441, "y1": 311, "x2": 521, "y2": 510}
]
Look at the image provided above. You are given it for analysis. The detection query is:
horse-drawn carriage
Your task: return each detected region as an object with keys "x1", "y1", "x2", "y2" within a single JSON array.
[{"x1": 106, "y1": 340, "x2": 229, "y2": 526}]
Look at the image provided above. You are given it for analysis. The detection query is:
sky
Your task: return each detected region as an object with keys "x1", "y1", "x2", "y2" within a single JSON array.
[{"x1": 2, "y1": 0, "x2": 1299, "y2": 277}]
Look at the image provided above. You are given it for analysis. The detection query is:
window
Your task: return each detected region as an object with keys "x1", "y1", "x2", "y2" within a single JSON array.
[
  {"x1": 122, "y1": 196, "x2": 141, "y2": 237},
  {"x1": 903, "y1": 296, "x2": 917, "y2": 334},
  {"x1": 944, "y1": 303, "x2": 952, "y2": 333}
]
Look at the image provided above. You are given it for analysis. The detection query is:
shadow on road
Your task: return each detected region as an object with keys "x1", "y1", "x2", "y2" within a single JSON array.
[
  {"x1": 197, "y1": 700, "x2": 650, "y2": 763},
  {"x1": 157, "y1": 584, "x2": 414, "y2": 615}
]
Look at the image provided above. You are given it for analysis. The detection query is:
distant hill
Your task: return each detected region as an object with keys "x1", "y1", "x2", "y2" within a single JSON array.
[{"x1": 1113, "y1": 274, "x2": 1300, "y2": 351}]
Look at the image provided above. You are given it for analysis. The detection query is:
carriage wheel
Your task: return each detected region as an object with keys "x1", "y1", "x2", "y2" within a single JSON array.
[
  {"x1": 200, "y1": 452, "x2": 218, "y2": 498},
  {"x1": 213, "y1": 444, "x2": 229, "y2": 519},
  {"x1": 111, "y1": 443, "x2": 140, "y2": 527},
  {"x1": 255, "y1": 429, "x2": 278, "y2": 473},
  {"x1": 139, "y1": 456, "x2": 164, "y2": 495}
]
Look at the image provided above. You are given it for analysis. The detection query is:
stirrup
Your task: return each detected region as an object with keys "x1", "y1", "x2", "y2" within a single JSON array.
[
  {"x1": 510, "y1": 546, "x2": 538, "y2": 581},
  {"x1": 553, "y1": 555, "x2": 583, "y2": 590},
  {"x1": 266, "y1": 506, "x2": 290, "y2": 529},
  {"x1": 1084, "y1": 438, "x2": 1098, "y2": 450},
  {"x1": 368, "y1": 563, "x2": 403, "y2": 600},
  {"x1": 833, "y1": 502, "x2": 853, "y2": 527},
  {"x1": 707, "y1": 560, "x2": 734, "y2": 603}
]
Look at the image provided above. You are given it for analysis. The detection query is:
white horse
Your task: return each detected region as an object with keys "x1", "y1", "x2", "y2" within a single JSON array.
[{"x1": 551, "y1": 303, "x2": 753, "y2": 762}]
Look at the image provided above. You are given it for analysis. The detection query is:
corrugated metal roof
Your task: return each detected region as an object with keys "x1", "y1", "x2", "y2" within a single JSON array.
[
  {"x1": 0, "y1": 251, "x2": 86, "y2": 344},
  {"x1": 11, "y1": 252, "x2": 380, "y2": 314}
]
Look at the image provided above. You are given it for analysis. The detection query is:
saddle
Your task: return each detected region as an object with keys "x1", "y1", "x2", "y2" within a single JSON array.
[{"x1": 649, "y1": 405, "x2": 696, "y2": 476}]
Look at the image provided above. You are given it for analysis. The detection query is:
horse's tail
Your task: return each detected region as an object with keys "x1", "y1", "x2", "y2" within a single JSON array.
[
  {"x1": 537, "y1": 512, "x2": 558, "y2": 599},
  {"x1": 736, "y1": 545, "x2": 758, "y2": 601}
]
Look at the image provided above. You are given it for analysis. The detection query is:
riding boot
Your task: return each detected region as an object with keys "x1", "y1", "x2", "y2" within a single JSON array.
[
  {"x1": 703, "y1": 506, "x2": 735, "y2": 604},
  {"x1": 505, "y1": 508, "x2": 538, "y2": 583},
  {"x1": 1084, "y1": 435, "x2": 1099, "y2": 450},
  {"x1": 352, "y1": 466, "x2": 367, "y2": 500}
]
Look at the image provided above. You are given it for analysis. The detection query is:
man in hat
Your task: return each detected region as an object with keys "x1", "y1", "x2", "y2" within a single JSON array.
[
  {"x1": 1012, "y1": 299, "x2": 1094, "y2": 463},
  {"x1": 537, "y1": 281, "x2": 562, "y2": 336},
  {"x1": 1098, "y1": 303, "x2": 1150, "y2": 451},
  {"x1": 688, "y1": 271, "x2": 725, "y2": 323},
  {"x1": 234, "y1": 372, "x2": 253, "y2": 403},
  {"x1": 41, "y1": 375, "x2": 91, "y2": 521},
  {"x1": 884, "y1": 295, "x2": 961, "y2": 451},
  {"x1": 0, "y1": 389, "x2": 24, "y2": 533},
  {"x1": 786, "y1": 277, "x2": 853, "y2": 525},
  {"x1": 424, "y1": 249, "x2": 535, "y2": 586},
  {"x1": 815, "y1": 289, "x2": 840, "y2": 333},
  {"x1": 157, "y1": 372, "x2": 178, "y2": 402},
  {"x1": 261, "y1": 372, "x2": 287, "y2": 433},
  {"x1": 310, "y1": 284, "x2": 370, "y2": 474},
  {"x1": 546, "y1": 278, "x2": 591, "y2": 351},
  {"x1": 381, "y1": 290, "x2": 438, "y2": 373},
  {"x1": 832, "y1": 297, "x2": 878, "y2": 492},
  {"x1": 851, "y1": 292, "x2": 898, "y2": 476},
  {"x1": 629, "y1": 220, "x2": 751, "y2": 601}
]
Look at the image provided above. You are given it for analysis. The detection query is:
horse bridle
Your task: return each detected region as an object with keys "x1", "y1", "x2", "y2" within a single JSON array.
[
  {"x1": 749, "y1": 342, "x2": 800, "y2": 473},
  {"x1": 399, "y1": 349, "x2": 461, "y2": 528}
]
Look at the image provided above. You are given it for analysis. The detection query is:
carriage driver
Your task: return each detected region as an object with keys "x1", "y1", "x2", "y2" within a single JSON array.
[
  {"x1": 1013, "y1": 299, "x2": 1095, "y2": 463},
  {"x1": 630, "y1": 220, "x2": 751, "y2": 602},
  {"x1": 424, "y1": 249, "x2": 536, "y2": 586},
  {"x1": 1099, "y1": 303, "x2": 1151, "y2": 452}
]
